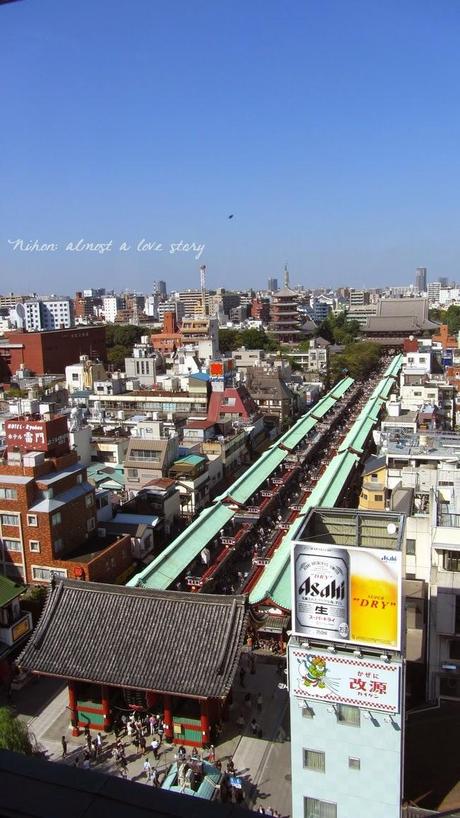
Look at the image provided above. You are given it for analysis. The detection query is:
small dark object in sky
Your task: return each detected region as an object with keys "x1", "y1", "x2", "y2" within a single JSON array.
[{"x1": 228, "y1": 214, "x2": 234, "y2": 219}]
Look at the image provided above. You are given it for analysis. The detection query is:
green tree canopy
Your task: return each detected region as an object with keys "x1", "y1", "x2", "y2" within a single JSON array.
[
  {"x1": 329, "y1": 341, "x2": 381, "y2": 383},
  {"x1": 107, "y1": 344, "x2": 130, "y2": 370},
  {"x1": 316, "y1": 311, "x2": 359, "y2": 345},
  {"x1": 0, "y1": 707, "x2": 34, "y2": 755},
  {"x1": 219, "y1": 327, "x2": 279, "y2": 353},
  {"x1": 105, "y1": 324, "x2": 145, "y2": 349}
]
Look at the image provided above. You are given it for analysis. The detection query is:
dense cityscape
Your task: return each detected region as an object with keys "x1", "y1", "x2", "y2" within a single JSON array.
[
  {"x1": 0, "y1": 267, "x2": 460, "y2": 817},
  {"x1": 3, "y1": 1, "x2": 460, "y2": 817}
]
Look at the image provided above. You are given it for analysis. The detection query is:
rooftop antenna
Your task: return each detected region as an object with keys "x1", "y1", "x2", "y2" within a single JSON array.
[
  {"x1": 284, "y1": 264, "x2": 290, "y2": 288},
  {"x1": 200, "y1": 265, "x2": 208, "y2": 316}
]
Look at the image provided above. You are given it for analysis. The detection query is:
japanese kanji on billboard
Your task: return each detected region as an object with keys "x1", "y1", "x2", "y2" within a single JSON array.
[{"x1": 290, "y1": 647, "x2": 401, "y2": 713}]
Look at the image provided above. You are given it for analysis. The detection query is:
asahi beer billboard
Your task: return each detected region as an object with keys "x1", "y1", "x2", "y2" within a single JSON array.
[
  {"x1": 290, "y1": 645, "x2": 401, "y2": 713},
  {"x1": 292, "y1": 543, "x2": 402, "y2": 651}
]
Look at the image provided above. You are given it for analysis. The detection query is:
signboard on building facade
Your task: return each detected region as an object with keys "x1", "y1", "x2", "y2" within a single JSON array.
[
  {"x1": 290, "y1": 646, "x2": 401, "y2": 713},
  {"x1": 5, "y1": 416, "x2": 69, "y2": 456},
  {"x1": 292, "y1": 542, "x2": 402, "y2": 651}
]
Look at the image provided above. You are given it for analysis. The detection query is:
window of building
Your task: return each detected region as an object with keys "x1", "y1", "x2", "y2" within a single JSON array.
[
  {"x1": 32, "y1": 566, "x2": 67, "y2": 582},
  {"x1": 130, "y1": 449, "x2": 161, "y2": 462},
  {"x1": 0, "y1": 488, "x2": 17, "y2": 500},
  {"x1": 85, "y1": 494, "x2": 94, "y2": 508},
  {"x1": 406, "y1": 599, "x2": 424, "y2": 629},
  {"x1": 443, "y1": 551, "x2": 460, "y2": 572},
  {"x1": 52, "y1": 512, "x2": 62, "y2": 527},
  {"x1": 87, "y1": 517, "x2": 95, "y2": 532},
  {"x1": 29, "y1": 540, "x2": 40, "y2": 553},
  {"x1": 302, "y1": 704, "x2": 314, "y2": 718},
  {"x1": 405, "y1": 538, "x2": 416, "y2": 555},
  {"x1": 5, "y1": 563, "x2": 24, "y2": 581},
  {"x1": 77, "y1": 474, "x2": 83, "y2": 484},
  {"x1": 303, "y1": 749, "x2": 325, "y2": 772},
  {"x1": 27, "y1": 514, "x2": 38, "y2": 527},
  {"x1": 53, "y1": 538, "x2": 63, "y2": 554},
  {"x1": 304, "y1": 797, "x2": 337, "y2": 818},
  {"x1": 71, "y1": 373, "x2": 79, "y2": 381},
  {"x1": 449, "y1": 639, "x2": 460, "y2": 660},
  {"x1": 361, "y1": 492, "x2": 368, "y2": 500},
  {"x1": 2, "y1": 539, "x2": 21, "y2": 551},
  {"x1": 1, "y1": 514, "x2": 19, "y2": 526},
  {"x1": 371, "y1": 473, "x2": 378, "y2": 481},
  {"x1": 456, "y1": 596, "x2": 460, "y2": 635},
  {"x1": 128, "y1": 468, "x2": 138, "y2": 479},
  {"x1": 374, "y1": 494, "x2": 383, "y2": 501},
  {"x1": 337, "y1": 704, "x2": 360, "y2": 726},
  {"x1": 349, "y1": 757, "x2": 361, "y2": 770}
]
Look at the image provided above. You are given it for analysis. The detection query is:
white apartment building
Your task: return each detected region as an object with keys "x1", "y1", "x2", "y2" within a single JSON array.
[
  {"x1": 102, "y1": 296, "x2": 123, "y2": 323},
  {"x1": 10, "y1": 298, "x2": 73, "y2": 331}
]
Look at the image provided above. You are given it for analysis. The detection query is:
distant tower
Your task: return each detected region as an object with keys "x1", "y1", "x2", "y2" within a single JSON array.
[
  {"x1": 415, "y1": 267, "x2": 427, "y2": 293},
  {"x1": 268, "y1": 277, "x2": 278, "y2": 292},
  {"x1": 284, "y1": 264, "x2": 290, "y2": 289},
  {"x1": 200, "y1": 265, "x2": 208, "y2": 316},
  {"x1": 153, "y1": 280, "x2": 167, "y2": 297}
]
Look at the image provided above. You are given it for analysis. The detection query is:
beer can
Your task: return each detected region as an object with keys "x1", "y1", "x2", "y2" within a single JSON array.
[{"x1": 293, "y1": 545, "x2": 350, "y2": 640}]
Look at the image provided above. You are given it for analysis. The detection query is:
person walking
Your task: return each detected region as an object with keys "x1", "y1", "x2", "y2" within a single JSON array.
[
  {"x1": 151, "y1": 766, "x2": 159, "y2": 787},
  {"x1": 151, "y1": 738, "x2": 160, "y2": 760},
  {"x1": 118, "y1": 755, "x2": 128, "y2": 779},
  {"x1": 143, "y1": 758, "x2": 152, "y2": 780},
  {"x1": 250, "y1": 718, "x2": 259, "y2": 736},
  {"x1": 157, "y1": 720, "x2": 164, "y2": 745},
  {"x1": 61, "y1": 735, "x2": 67, "y2": 759},
  {"x1": 139, "y1": 733, "x2": 147, "y2": 756}
]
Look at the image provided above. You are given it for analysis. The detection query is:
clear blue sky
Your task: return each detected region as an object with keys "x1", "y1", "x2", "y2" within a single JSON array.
[{"x1": 1, "y1": 0, "x2": 460, "y2": 294}]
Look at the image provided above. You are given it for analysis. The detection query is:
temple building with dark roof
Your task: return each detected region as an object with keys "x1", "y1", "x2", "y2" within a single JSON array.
[{"x1": 18, "y1": 579, "x2": 248, "y2": 746}]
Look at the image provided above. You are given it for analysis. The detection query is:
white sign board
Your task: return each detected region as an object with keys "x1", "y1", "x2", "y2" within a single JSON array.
[
  {"x1": 292, "y1": 542, "x2": 402, "y2": 652},
  {"x1": 290, "y1": 647, "x2": 401, "y2": 713}
]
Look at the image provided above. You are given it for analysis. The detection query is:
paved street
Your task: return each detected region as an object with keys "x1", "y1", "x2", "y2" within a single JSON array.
[{"x1": 4, "y1": 656, "x2": 292, "y2": 816}]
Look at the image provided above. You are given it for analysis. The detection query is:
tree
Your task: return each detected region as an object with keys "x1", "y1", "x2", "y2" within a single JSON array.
[
  {"x1": 329, "y1": 341, "x2": 381, "y2": 383},
  {"x1": 218, "y1": 329, "x2": 240, "y2": 353},
  {"x1": 0, "y1": 707, "x2": 34, "y2": 755},
  {"x1": 218, "y1": 327, "x2": 279, "y2": 353},
  {"x1": 107, "y1": 344, "x2": 129, "y2": 370},
  {"x1": 446, "y1": 305, "x2": 460, "y2": 335},
  {"x1": 316, "y1": 311, "x2": 359, "y2": 346}
]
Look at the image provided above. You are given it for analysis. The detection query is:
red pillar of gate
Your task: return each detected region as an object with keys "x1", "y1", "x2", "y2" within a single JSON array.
[
  {"x1": 101, "y1": 685, "x2": 111, "y2": 732},
  {"x1": 200, "y1": 699, "x2": 210, "y2": 746},
  {"x1": 68, "y1": 681, "x2": 80, "y2": 737},
  {"x1": 163, "y1": 694, "x2": 173, "y2": 741}
]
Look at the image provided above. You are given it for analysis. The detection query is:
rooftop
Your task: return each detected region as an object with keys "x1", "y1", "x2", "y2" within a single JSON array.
[
  {"x1": 111, "y1": 512, "x2": 160, "y2": 528},
  {"x1": 0, "y1": 574, "x2": 25, "y2": 607},
  {"x1": 19, "y1": 579, "x2": 248, "y2": 699},
  {"x1": 64, "y1": 532, "x2": 129, "y2": 564},
  {"x1": 0, "y1": 749, "x2": 248, "y2": 818},
  {"x1": 28, "y1": 482, "x2": 94, "y2": 513}
]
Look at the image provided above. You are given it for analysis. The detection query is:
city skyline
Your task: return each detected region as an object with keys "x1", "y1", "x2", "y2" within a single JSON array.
[{"x1": 2, "y1": 1, "x2": 460, "y2": 291}]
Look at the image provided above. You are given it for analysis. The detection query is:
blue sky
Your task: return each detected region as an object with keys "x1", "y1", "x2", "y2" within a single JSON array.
[{"x1": 1, "y1": 0, "x2": 460, "y2": 293}]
